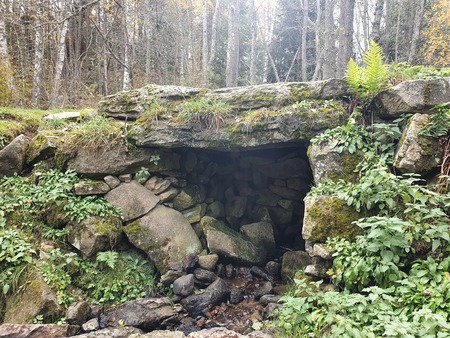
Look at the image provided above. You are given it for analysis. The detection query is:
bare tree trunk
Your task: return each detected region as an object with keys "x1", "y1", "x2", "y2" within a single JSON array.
[
  {"x1": 207, "y1": 0, "x2": 220, "y2": 85},
  {"x1": 0, "y1": 5, "x2": 14, "y2": 103},
  {"x1": 202, "y1": 0, "x2": 208, "y2": 86},
  {"x1": 122, "y1": 0, "x2": 132, "y2": 90},
  {"x1": 301, "y1": 0, "x2": 308, "y2": 81},
  {"x1": 322, "y1": 0, "x2": 336, "y2": 79},
  {"x1": 32, "y1": 10, "x2": 44, "y2": 107},
  {"x1": 370, "y1": 0, "x2": 385, "y2": 43},
  {"x1": 407, "y1": 0, "x2": 425, "y2": 64},
  {"x1": 337, "y1": 0, "x2": 355, "y2": 77},
  {"x1": 49, "y1": 16, "x2": 69, "y2": 108},
  {"x1": 249, "y1": 0, "x2": 257, "y2": 85},
  {"x1": 226, "y1": 0, "x2": 240, "y2": 87}
]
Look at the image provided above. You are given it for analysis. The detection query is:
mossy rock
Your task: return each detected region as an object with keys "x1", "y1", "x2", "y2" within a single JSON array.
[{"x1": 302, "y1": 195, "x2": 363, "y2": 242}]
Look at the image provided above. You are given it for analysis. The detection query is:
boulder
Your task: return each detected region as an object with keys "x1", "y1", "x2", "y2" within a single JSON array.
[
  {"x1": 197, "y1": 254, "x2": 219, "y2": 271},
  {"x1": 66, "y1": 301, "x2": 91, "y2": 325},
  {"x1": 129, "y1": 331, "x2": 186, "y2": 338},
  {"x1": 307, "y1": 140, "x2": 363, "y2": 183},
  {"x1": 71, "y1": 327, "x2": 144, "y2": 338},
  {"x1": 43, "y1": 111, "x2": 81, "y2": 120},
  {"x1": 173, "y1": 185, "x2": 206, "y2": 211},
  {"x1": 304, "y1": 257, "x2": 333, "y2": 278},
  {"x1": 144, "y1": 176, "x2": 171, "y2": 194},
  {"x1": 394, "y1": 113, "x2": 441, "y2": 175},
  {"x1": 373, "y1": 78, "x2": 450, "y2": 118},
  {"x1": 105, "y1": 181, "x2": 160, "y2": 222},
  {"x1": 201, "y1": 217, "x2": 266, "y2": 265},
  {"x1": 193, "y1": 268, "x2": 217, "y2": 284},
  {"x1": 181, "y1": 204, "x2": 206, "y2": 224},
  {"x1": 313, "y1": 243, "x2": 334, "y2": 259},
  {"x1": 240, "y1": 222, "x2": 276, "y2": 258},
  {"x1": 124, "y1": 205, "x2": 203, "y2": 274},
  {"x1": 74, "y1": 181, "x2": 111, "y2": 196},
  {"x1": 158, "y1": 187, "x2": 179, "y2": 202},
  {"x1": 256, "y1": 158, "x2": 311, "y2": 180},
  {"x1": 26, "y1": 134, "x2": 57, "y2": 165},
  {"x1": 104, "y1": 175, "x2": 121, "y2": 189},
  {"x1": 0, "y1": 134, "x2": 29, "y2": 178},
  {"x1": 67, "y1": 216, "x2": 123, "y2": 258},
  {"x1": 99, "y1": 297, "x2": 178, "y2": 330},
  {"x1": 187, "y1": 327, "x2": 272, "y2": 338},
  {"x1": 62, "y1": 141, "x2": 157, "y2": 178},
  {"x1": 0, "y1": 324, "x2": 78, "y2": 338},
  {"x1": 225, "y1": 196, "x2": 248, "y2": 218},
  {"x1": 180, "y1": 278, "x2": 230, "y2": 317},
  {"x1": 3, "y1": 272, "x2": 63, "y2": 324},
  {"x1": 302, "y1": 195, "x2": 362, "y2": 242},
  {"x1": 206, "y1": 201, "x2": 225, "y2": 218},
  {"x1": 173, "y1": 274, "x2": 195, "y2": 297},
  {"x1": 281, "y1": 251, "x2": 312, "y2": 282}
]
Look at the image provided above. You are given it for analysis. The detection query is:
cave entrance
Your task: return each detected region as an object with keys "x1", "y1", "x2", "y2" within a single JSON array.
[{"x1": 172, "y1": 144, "x2": 313, "y2": 256}]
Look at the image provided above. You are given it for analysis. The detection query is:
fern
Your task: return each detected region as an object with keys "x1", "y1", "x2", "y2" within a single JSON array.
[{"x1": 345, "y1": 41, "x2": 388, "y2": 100}]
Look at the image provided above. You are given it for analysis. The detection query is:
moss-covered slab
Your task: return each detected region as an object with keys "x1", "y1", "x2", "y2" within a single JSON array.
[
  {"x1": 394, "y1": 113, "x2": 441, "y2": 175},
  {"x1": 302, "y1": 195, "x2": 363, "y2": 242},
  {"x1": 372, "y1": 78, "x2": 450, "y2": 118}
]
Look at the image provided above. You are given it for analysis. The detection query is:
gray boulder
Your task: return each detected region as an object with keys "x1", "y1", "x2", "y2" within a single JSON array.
[
  {"x1": 66, "y1": 301, "x2": 91, "y2": 325},
  {"x1": 124, "y1": 205, "x2": 203, "y2": 274},
  {"x1": 281, "y1": 251, "x2": 312, "y2": 282},
  {"x1": 72, "y1": 327, "x2": 144, "y2": 338},
  {"x1": 105, "y1": 181, "x2": 160, "y2": 222},
  {"x1": 373, "y1": 78, "x2": 450, "y2": 118},
  {"x1": 180, "y1": 278, "x2": 230, "y2": 317},
  {"x1": 201, "y1": 217, "x2": 266, "y2": 265},
  {"x1": 173, "y1": 185, "x2": 206, "y2": 211},
  {"x1": 3, "y1": 272, "x2": 63, "y2": 324},
  {"x1": 0, "y1": 324, "x2": 78, "y2": 338},
  {"x1": 173, "y1": 274, "x2": 195, "y2": 297},
  {"x1": 67, "y1": 216, "x2": 123, "y2": 258},
  {"x1": 240, "y1": 222, "x2": 276, "y2": 258},
  {"x1": 129, "y1": 331, "x2": 186, "y2": 338},
  {"x1": 99, "y1": 297, "x2": 178, "y2": 330},
  {"x1": 394, "y1": 113, "x2": 441, "y2": 175},
  {"x1": 74, "y1": 181, "x2": 111, "y2": 196},
  {"x1": 26, "y1": 134, "x2": 57, "y2": 165},
  {"x1": 307, "y1": 139, "x2": 363, "y2": 183},
  {"x1": 0, "y1": 134, "x2": 29, "y2": 178}
]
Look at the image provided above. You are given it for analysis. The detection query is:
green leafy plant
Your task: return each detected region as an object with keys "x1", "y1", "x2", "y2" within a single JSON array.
[
  {"x1": 135, "y1": 167, "x2": 151, "y2": 184},
  {"x1": 96, "y1": 250, "x2": 119, "y2": 269},
  {"x1": 419, "y1": 103, "x2": 450, "y2": 138},
  {"x1": 345, "y1": 40, "x2": 389, "y2": 100}
]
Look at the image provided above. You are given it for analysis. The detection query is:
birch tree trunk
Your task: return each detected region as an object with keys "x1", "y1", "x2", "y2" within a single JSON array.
[
  {"x1": 49, "y1": 15, "x2": 69, "y2": 108},
  {"x1": 407, "y1": 0, "x2": 426, "y2": 64},
  {"x1": 202, "y1": 0, "x2": 208, "y2": 86},
  {"x1": 370, "y1": 0, "x2": 385, "y2": 43},
  {"x1": 32, "y1": 8, "x2": 44, "y2": 107},
  {"x1": 322, "y1": 0, "x2": 336, "y2": 79},
  {"x1": 249, "y1": 0, "x2": 257, "y2": 85},
  {"x1": 0, "y1": 5, "x2": 14, "y2": 103},
  {"x1": 301, "y1": 0, "x2": 309, "y2": 81},
  {"x1": 122, "y1": 0, "x2": 132, "y2": 90},
  {"x1": 226, "y1": 0, "x2": 240, "y2": 87}
]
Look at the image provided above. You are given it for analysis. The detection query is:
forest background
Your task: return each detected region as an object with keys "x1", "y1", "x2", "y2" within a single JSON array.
[{"x1": 0, "y1": 0, "x2": 448, "y2": 109}]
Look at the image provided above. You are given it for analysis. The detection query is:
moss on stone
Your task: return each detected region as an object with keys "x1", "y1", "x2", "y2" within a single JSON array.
[{"x1": 304, "y1": 195, "x2": 363, "y2": 242}]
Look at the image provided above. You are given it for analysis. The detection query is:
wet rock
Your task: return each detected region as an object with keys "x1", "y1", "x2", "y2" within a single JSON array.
[
  {"x1": 66, "y1": 301, "x2": 91, "y2": 325},
  {"x1": 67, "y1": 215, "x2": 122, "y2": 258},
  {"x1": 0, "y1": 324, "x2": 78, "y2": 338},
  {"x1": 250, "y1": 266, "x2": 274, "y2": 282},
  {"x1": 259, "y1": 294, "x2": 282, "y2": 306},
  {"x1": 264, "y1": 261, "x2": 280, "y2": 277},
  {"x1": 99, "y1": 297, "x2": 177, "y2": 330},
  {"x1": 105, "y1": 181, "x2": 160, "y2": 222},
  {"x1": 129, "y1": 331, "x2": 186, "y2": 338},
  {"x1": 144, "y1": 176, "x2": 172, "y2": 194},
  {"x1": 0, "y1": 134, "x2": 29, "y2": 178},
  {"x1": 241, "y1": 222, "x2": 276, "y2": 259},
  {"x1": 304, "y1": 257, "x2": 333, "y2": 278},
  {"x1": 160, "y1": 270, "x2": 186, "y2": 286},
  {"x1": 193, "y1": 268, "x2": 217, "y2": 284},
  {"x1": 74, "y1": 181, "x2": 111, "y2": 196},
  {"x1": 255, "y1": 189, "x2": 280, "y2": 207},
  {"x1": 373, "y1": 78, "x2": 450, "y2": 118},
  {"x1": 72, "y1": 327, "x2": 144, "y2": 338},
  {"x1": 394, "y1": 113, "x2": 441, "y2": 175},
  {"x1": 173, "y1": 274, "x2": 195, "y2": 297},
  {"x1": 197, "y1": 254, "x2": 219, "y2": 271},
  {"x1": 124, "y1": 205, "x2": 202, "y2": 274},
  {"x1": 281, "y1": 251, "x2": 312, "y2": 282},
  {"x1": 3, "y1": 272, "x2": 63, "y2": 324},
  {"x1": 180, "y1": 278, "x2": 230, "y2": 317},
  {"x1": 252, "y1": 281, "x2": 273, "y2": 300},
  {"x1": 104, "y1": 175, "x2": 121, "y2": 189},
  {"x1": 225, "y1": 264, "x2": 235, "y2": 279},
  {"x1": 81, "y1": 318, "x2": 99, "y2": 333},
  {"x1": 119, "y1": 174, "x2": 132, "y2": 182},
  {"x1": 269, "y1": 185, "x2": 299, "y2": 200},
  {"x1": 201, "y1": 217, "x2": 266, "y2": 265},
  {"x1": 229, "y1": 288, "x2": 245, "y2": 304}
]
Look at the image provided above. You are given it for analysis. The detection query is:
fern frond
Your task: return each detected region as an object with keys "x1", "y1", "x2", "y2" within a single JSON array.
[
  {"x1": 363, "y1": 41, "x2": 388, "y2": 96},
  {"x1": 345, "y1": 58, "x2": 364, "y2": 95}
]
